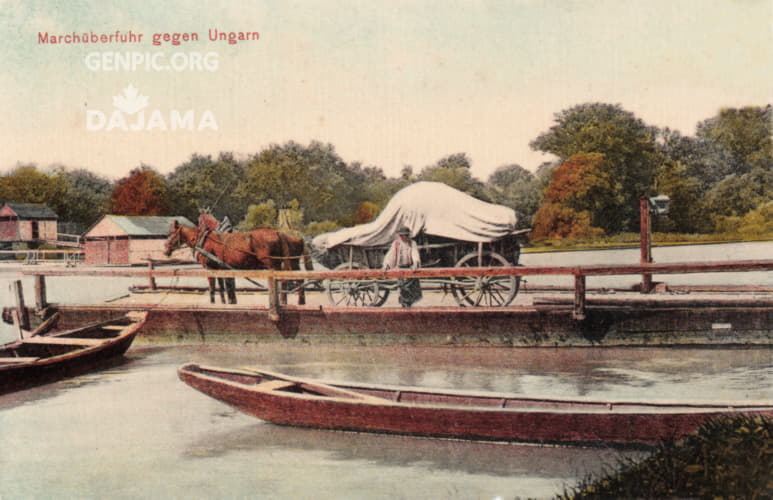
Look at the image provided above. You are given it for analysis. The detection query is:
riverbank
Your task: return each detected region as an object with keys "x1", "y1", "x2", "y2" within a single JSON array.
[{"x1": 526, "y1": 232, "x2": 773, "y2": 253}]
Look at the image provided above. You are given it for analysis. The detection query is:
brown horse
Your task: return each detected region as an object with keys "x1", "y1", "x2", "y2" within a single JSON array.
[
  {"x1": 164, "y1": 217, "x2": 312, "y2": 305},
  {"x1": 197, "y1": 213, "x2": 312, "y2": 272},
  {"x1": 196, "y1": 214, "x2": 313, "y2": 304}
]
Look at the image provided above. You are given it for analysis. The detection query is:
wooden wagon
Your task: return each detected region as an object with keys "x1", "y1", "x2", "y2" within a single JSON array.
[{"x1": 311, "y1": 182, "x2": 529, "y2": 307}]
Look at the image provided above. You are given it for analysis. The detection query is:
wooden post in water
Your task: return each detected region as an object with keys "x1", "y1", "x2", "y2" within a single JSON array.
[
  {"x1": 573, "y1": 274, "x2": 586, "y2": 321},
  {"x1": 12, "y1": 280, "x2": 30, "y2": 336},
  {"x1": 639, "y1": 196, "x2": 653, "y2": 293},
  {"x1": 34, "y1": 274, "x2": 47, "y2": 309},
  {"x1": 147, "y1": 260, "x2": 157, "y2": 290},
  {"x1": 267, "y1": 276, "x2": 281, "y2": 322}
]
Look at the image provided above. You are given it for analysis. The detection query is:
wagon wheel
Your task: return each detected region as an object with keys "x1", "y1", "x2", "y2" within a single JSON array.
[
  {"x1": 325, "y1": 262, "x2": 390, "y2": 307},
  {"x1": 451, "y1": 251, "x2": 520, "y2": 307}
]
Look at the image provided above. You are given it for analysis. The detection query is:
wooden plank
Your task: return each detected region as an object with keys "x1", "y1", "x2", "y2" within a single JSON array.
[
  {"x1": 12, "y1": 280, "x2": 30, "y2": 334},
  {"x1": 267, "y1": 277, "x2": 281, "y2": 322},
  {"x1": 27, "y1": 312, "x2": 60, "y2": 337},
  {"x1": 34, "y1": 275, "x2": 47, "y2": 309},
  {"x1": 100, "y1": 325, "x2": 126, "y2": 331},
  {"x1": 0, "y1": 357, "x2": 40, "y2": 363},
  {"x1": 21, "y1": 337, "x2": 103, "y2": 346},
  {"x1": 19, "y1": 258, "x2": 773, "y2": 281}
]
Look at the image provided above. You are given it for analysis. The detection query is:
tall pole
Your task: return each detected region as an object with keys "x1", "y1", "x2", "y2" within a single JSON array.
[{"x1": 639, "y1": 196, "x2": 653, "y2": 293}]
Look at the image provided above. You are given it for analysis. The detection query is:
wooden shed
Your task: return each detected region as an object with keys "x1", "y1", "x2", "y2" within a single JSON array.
[
  {"x1": 0, "y1": 203, "x2": 58, "y2": 245},
  {"x1": 82, "y1": 215, "x2": 193, "y2": 266}
]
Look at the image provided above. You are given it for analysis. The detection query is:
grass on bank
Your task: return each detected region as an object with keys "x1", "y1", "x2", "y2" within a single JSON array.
[
  {"x1": 525, "y1": 231, "x2": 773, "y2": 253},
  {"x1": 557, "y1": 415, "x2": 772, "y2": 499}
]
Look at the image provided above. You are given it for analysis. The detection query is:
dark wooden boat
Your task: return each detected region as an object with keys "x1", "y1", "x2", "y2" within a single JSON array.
[
  {"x1": 0, "y1": 311, "x2": 147, "y2": 394},
  {"x1": 178, "y1": 363, "x2": 773, "y2": 446}
]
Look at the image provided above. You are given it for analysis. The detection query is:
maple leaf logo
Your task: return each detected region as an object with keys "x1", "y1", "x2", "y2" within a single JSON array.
[{"x1": 112, "y1": 84, "x2": 148, "y2": 114}]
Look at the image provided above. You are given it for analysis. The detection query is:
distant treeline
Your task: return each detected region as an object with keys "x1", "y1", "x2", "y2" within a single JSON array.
[{"x1": 1, "y1": 103, "x2": 770, "y2": 239}]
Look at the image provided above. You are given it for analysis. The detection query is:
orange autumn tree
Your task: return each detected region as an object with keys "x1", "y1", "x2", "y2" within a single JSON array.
[
  {"x1": 352, "y1": 201, "x2": 381, "y2": 224},
  {"x1": 110, "y1": 165, "x2": 170, "y2": 215},
  {"x1": 532, "y1": 153, "x2": 619, "y2": 239}
]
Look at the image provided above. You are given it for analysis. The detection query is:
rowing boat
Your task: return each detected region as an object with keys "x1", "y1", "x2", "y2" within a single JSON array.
[
  {"x1": 178, "y1": 363, "x2": 773, "y2": 446},
  {"x1": 0, "y1": 311, "x2": 147, "y2": 394}
]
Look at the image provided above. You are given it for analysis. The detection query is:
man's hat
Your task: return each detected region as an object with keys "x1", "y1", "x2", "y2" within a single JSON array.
[{"x1": 396, "y1": 226, "x2": 411, "y2": 235}]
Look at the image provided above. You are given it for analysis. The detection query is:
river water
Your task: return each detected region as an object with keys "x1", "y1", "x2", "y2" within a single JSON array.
[{"x1": 0, "y1": 241, "x2": 771, "y2": 499}]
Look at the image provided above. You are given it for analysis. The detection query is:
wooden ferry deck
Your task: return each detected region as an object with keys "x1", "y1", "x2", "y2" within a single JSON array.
[{"x1": 3, "y1": 259, "x2": 770, "y2": 347}]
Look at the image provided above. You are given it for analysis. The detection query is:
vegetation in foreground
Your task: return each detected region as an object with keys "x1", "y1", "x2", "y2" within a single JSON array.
[{"x1": 558, "y1": 415, "x2": 772, "y2": 499}]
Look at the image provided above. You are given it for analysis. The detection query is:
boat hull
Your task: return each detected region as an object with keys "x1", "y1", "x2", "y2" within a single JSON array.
[
  {"x1": 178, "y1": 364, "x2": 773, "y2": 446},
  {"x1": 0, "y1": 313, "x2": 145, "y2": 395}
]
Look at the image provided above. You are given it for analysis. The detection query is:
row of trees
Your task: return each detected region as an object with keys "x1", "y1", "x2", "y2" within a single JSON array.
[{"x1": 0, "y1": 103, "x2": 769, "y2": 240}]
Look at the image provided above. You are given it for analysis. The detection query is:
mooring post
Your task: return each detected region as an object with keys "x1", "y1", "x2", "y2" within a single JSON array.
[
  {"x1": 640, "y1": 196, "x2": 653, "y2": 293},
  {"x1": 573, "y1": 273, "x2": 586, "y2": 321},
  {"x1": 147, "y1": 260, "x2": 157, "y2": 290},
  {"x1": 267, "y1": 276, "x2": 281, "y2": 322},
  {"x1": 12, "y1": 279, "x2": 30, "y2": 335},
  {"x1": 34, "y1": 274, "x2": 47, "y2": 309}
]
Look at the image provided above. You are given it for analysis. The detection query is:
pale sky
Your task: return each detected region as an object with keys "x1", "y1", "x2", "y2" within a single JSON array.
[{"x1": 1, "y1": 0, "x2": 771, "y2": 180}]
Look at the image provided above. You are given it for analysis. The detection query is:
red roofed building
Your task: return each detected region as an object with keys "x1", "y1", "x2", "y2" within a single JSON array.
[{"x1": 0, "y1": 203, "x2": 58, "y2": 245}]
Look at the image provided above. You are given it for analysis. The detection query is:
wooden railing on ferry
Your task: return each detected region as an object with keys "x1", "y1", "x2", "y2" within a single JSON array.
[{"x1": 19, "y1": 259, "x2": 773, "y2": 321}]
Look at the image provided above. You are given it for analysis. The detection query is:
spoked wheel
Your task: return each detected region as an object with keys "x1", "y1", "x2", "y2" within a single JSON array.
[
  {"x1": 451, "y1": 251, "x2": 520, "y2": 307},
  {"x1": 325, "y1": 262, "x2": 390, "y2": 307}
]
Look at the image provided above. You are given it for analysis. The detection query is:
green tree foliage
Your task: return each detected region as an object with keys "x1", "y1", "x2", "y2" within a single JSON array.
[
  {"x1": 237, "y1": 200, "x2": 277, "y2": 230},
  {"x1": 654, "y1": 160, "x2": 712, "y2": 233},
  {"x1": 713, "y1": 200, "x2": 773, "y2": 236},
  {"x1": 531, "y1": 153, "x2": 615, "y2": 239},
  {"x1": 417, "y1": 153, "x2": 490, "y2": 200},
  {"x1": 346, "y1": 162, "x2": 406, "y2": 210},
  {"x1": 704, "y1": 172, "x2": 769, "y2": 218},
  {"x1": 110, "y1": 165, "x2": 170, "y2": 215},
  {"x1": 0, "y1": 164, "x2": 67, "y2": 209},
  {"x1": 696, "y1": 105, "x2": 772, "y2": 175},
  {"x1": 658, "y1": 128, "x2": 734, "y2": 192},
  {"x1": 239, "y1": 141, "x2": 366, "y2": 224},
  {"x1": 486, "y1": 164, "x2": 539, "y2": 228},
  {"x1": 533, "y1": 161, "x2": 560, "y2": 198},
  {"x1": 694, "y1": 106, "x2": 773, "y2": 222},
  {"x1": 166, "y1": 153, "x2": 245, "y2": 224},
  {"x1": 52, "y1": 168, "x2": 111, "y2": 231},
  {"x1": 530, "y1": 103, "x2": 662, "y2": 232},
  {"x1": 304, "y1": 220, "x2": 341, "y2": 237}
]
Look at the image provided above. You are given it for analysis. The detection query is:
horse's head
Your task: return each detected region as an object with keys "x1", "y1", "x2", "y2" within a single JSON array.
[{"x1": 164, "y1": 221, "x2": 185, "y2": 257}]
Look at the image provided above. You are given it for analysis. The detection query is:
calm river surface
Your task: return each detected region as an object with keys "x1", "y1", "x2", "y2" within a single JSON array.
[{"x1": 0, "y1": 241, "x2": 771, "y2": 499}]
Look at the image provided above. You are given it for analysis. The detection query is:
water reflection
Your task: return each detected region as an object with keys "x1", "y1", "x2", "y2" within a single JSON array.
[
  {"x1": 198, "y1": 344, "x2": 772, "y2": 402},
  {"x1": 0, "y1": 356, "x2": 133, "y2": 409},
  {"x1": 0, "y1": 343, "x2": 769, "y2": 499},
  {"x1": 183, "y1": 420, "x2": 645, "y2": 478}
]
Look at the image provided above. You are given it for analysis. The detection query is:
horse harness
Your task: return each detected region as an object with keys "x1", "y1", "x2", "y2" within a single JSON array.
[{"x1": 191, "y1": 226, "x2": 297, "y2": 271}]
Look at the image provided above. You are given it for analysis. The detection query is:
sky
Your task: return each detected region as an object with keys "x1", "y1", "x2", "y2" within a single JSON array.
[{"x1": 0, "y1": 0, "x2": 771, "y2": 181}]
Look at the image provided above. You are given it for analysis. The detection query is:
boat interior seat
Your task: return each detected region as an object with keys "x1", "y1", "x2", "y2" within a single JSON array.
[
  {"x1": 0, "y1": 356, "x2": 40, "y2": 363},
  {"x1": 255, "y1": 380, "x2": 297, "y2": 391},
  {"x1": 21, "y1": 337, "x2": 104, "y2": 346}
]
